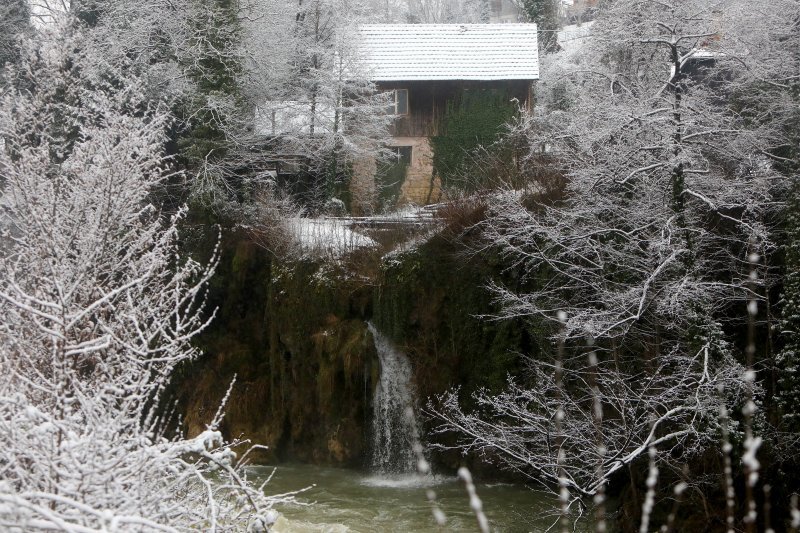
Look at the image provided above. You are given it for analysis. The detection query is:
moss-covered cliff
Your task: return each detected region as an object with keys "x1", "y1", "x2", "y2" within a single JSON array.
[
  {"x1": 177, "y1": 234, "x2": 377, "y2": 465},
  {"x1": 175, "y1": 224, "x2": 540, "y2": 468},
  {"x1": 374, "y1": 236, "x2": 543, "y2": 404}
]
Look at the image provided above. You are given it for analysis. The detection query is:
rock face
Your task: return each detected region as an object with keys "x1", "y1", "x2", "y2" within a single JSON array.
[
  {"x1": 176, "y1": 225, "x2": 539, "y2": 468},
  {"x1": 178, "y1": 238, "x2": 376, "y2": 465}
]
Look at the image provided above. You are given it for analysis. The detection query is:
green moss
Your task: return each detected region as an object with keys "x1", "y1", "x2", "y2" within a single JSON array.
[
  {"x1": 374, "y1": 234, "x2": 547, "y2": 401},
  {"x1": 431, "y1": 88, "x2": 519, "y2": 191},
  {"x1": 176, "y1": 243, "x2": 378, "y2": 465}
]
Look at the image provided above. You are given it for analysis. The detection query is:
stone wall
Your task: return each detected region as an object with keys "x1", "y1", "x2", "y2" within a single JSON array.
[
  {"x1": 392, "y1": 136, "x2": 442, "y2": 205},
  {"x1": 351, "y1": 136, "x2": 442, "y2": 209}
]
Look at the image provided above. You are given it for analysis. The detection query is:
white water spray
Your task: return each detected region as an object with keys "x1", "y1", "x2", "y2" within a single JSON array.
[{"x1": 367, "y1": 322, "x2": 423, "y2": 474}]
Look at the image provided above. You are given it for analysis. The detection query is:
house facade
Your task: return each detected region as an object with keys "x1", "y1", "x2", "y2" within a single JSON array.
[{"x1": 356, "y1": 23, "x2": 539, "y2": 206}]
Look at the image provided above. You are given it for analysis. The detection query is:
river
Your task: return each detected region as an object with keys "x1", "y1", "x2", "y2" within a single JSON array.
[{"x1": 252, "y1": 463, "x2": 565, "y2": 532}]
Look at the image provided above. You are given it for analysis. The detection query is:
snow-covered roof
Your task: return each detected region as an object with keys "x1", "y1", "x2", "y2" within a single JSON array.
[{"x1": 358, "y1": 24, "x2": 539, "y2": 81}]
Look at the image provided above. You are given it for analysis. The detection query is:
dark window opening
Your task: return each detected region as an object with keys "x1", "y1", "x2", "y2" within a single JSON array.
[{"x1": 386, "y1": 89, "x2": 409, "y2": 115}]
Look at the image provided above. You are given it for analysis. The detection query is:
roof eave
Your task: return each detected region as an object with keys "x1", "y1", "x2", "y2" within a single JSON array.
[{"x1": 371, "y1": 76, "x2": 540, "y2": 82}]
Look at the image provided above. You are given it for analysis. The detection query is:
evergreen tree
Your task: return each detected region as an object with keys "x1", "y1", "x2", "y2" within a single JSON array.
[
  {"x1": 521, "y1": 0, "x2": 560, "y2": 52},
  {"x1": 177, "y1": 0, "x2": 242, "y2": 171},
  {"x1": 0, "y1": 0, "x2": 30, "y2": 72},
  {"x1": 175, "y1": 0, "x2": 244, "y2": 209}
]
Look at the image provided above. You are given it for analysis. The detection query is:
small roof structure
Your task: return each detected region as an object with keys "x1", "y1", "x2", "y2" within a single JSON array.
[{"x1": 358, "y1": 24, "x2": 539, "y2": 81}]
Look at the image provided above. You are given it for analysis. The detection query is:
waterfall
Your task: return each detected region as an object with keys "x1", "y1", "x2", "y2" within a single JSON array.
[{"x1": 367, "y1": 322, "x2": 423, "y2": 474}]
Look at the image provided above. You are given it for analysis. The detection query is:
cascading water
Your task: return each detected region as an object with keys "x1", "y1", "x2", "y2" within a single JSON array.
[{"x1": 367, "y1": 322, "x2": 423, "y2": 474}]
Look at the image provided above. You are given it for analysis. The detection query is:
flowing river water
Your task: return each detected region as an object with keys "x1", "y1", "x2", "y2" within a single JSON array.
[
  {"x1": 250, "y1": 324, "x2": 567, "y2": 532},
  {"x1": 251, "y1": 463, "x2": 563, "y2": 532}
]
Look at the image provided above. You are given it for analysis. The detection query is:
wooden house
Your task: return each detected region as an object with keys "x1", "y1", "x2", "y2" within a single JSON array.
[{"x1": 355, "y1": 23, "x2": 539, "y2": 206}]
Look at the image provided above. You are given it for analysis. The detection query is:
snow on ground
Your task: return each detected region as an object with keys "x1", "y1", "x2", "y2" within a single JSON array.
[
  {"x1": 283, "y1": 204, "x2": 443, "y2": 259},
  {"x1": 286, "y1": 217, "x2": 378, "y2": 256}
]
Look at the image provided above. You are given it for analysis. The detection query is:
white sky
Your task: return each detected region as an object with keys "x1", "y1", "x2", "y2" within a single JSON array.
[{"x1": 28, "y1": 0, "x2": 70, "y2": 27}]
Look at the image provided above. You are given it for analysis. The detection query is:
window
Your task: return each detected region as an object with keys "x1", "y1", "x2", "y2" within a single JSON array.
[
  {"x1": 389, "y1": 145, "x2": 412, "y2": 165},
  {"x1": 386, "y1": 89, "x2": 409, "y2": 116}
]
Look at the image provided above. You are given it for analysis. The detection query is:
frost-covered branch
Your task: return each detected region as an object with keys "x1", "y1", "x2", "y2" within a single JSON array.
[{"x1": 0, "y1": 25, "x2": 289, "y2": 531}]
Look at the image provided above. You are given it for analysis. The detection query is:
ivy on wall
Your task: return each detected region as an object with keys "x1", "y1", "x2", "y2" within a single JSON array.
[{"x1": 431, "y1": 88, "x2": 519, "y2": 191}]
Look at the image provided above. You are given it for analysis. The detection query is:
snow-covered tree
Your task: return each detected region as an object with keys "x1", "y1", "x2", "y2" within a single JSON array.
[
  {"x1": 54, "y1": 0, "x2": 247, "y2": 211},
  {"x1": 402, "y1": 0, "x2": 484, "y2": 23},
  {"x1": 729, "y1": 0, "x2": 800, "y2": 434},
  {"x1": 430, "y1": 0, "x2": 795, "y2": 516},
  {"x1": 357, "y1": 0, "x2": 484, "y2": 23},
  {"x1": 520, "y1": 0, "x2": 560, "y2": 51},
  {"x1": 240, "y1": 0, "x2": 394, "y2": 210},
  {"x1": 486, "y1": 0, "x2": 786, "y2": 343},
  {"x1": 64, "y1": 0, "x2": 206, "y2": 101},
  {"x1": 0, "y1": 25, "x2": 290, "y2": 530},
  {"x1": 0, "y1": 0, "x2": 30, "y2": 73},
  {"x1": 429, "y1": 339, "x2": 747, "y2": 500},
  {"x1": 176, "y1": 0, "x2": 243, "y2": 192}
]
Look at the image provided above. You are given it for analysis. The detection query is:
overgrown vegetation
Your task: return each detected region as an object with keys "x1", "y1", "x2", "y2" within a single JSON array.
[{"x1": 431, "y1": 88, "x2": 520, "y2": 192}]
